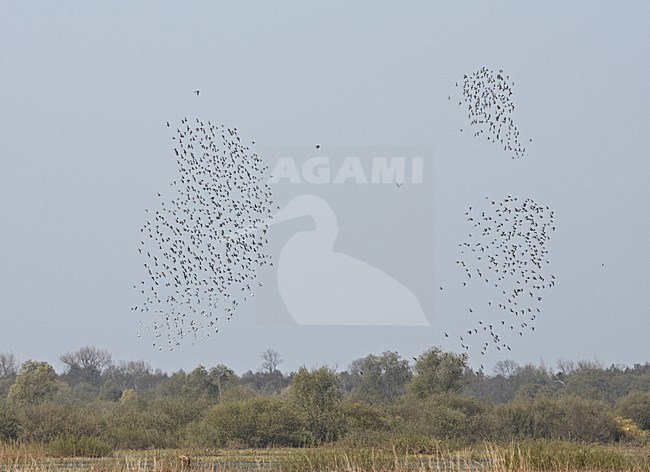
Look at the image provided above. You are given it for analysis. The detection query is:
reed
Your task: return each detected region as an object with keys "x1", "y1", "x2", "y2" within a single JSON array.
[{"x1": 0, "y1": 441, "x2": 648, "y2": 471}]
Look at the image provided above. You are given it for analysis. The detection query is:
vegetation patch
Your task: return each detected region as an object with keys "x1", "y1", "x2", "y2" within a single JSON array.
[{"x1": 48, "y1": 435, "x2": 113, "y2": 458}]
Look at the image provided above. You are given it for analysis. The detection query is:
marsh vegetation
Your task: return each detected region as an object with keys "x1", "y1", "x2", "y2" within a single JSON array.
[{"x1": 1, "y1": 348, "x2": 649, "y2": 470}]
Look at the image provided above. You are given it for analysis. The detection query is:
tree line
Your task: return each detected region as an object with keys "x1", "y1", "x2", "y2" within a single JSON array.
[{"x1": 0, "y1": 347, "x2": 649, "y2": 452}]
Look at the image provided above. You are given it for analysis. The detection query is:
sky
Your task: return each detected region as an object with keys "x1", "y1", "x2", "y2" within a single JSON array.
[{"x1": 1, "y1": 2, "x2": 649, "y2": 376}]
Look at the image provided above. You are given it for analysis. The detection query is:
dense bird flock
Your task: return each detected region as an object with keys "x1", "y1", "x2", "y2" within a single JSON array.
[
  {"x1": 132, "y1": 70, "x2": 552, "y2": 358},
  {"x1": 133, "y1": 118, "x2": 274, "y2": 350},
  {"x1": 453, "y1": 195, "x2": 556, "y2": 357},
  {"x1": 447, "y1": 69, "x2": 555, "y2": 362},
  {"x1": 456, "y1": 67, "x2": 528, "y2": 159}
]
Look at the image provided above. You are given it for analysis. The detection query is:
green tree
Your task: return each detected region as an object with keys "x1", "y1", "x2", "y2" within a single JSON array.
[
  {"x1": 513, "y1": 364, "x2": 558, "y2": 399},
  {"x1": 291, "y1": 366, "x2": 344, "y2": 443},
  {"x1": 408, "y1": 347, "x2": 467, "y2": 398},
  {"x1": 349, "y1": 351, "x2": 412, "y2": 403},
  {"x1": 157, "y1": 365, "x2": 238, "y2": 402},
  {"x1": 562, "y1": 364, "x2": 633, "y2": 404},
  {"x1": 8, "y1": 360, "x2": 59, "y2": 405},
  {"x1": 208, "y1": 364, "x2": 238, "y2": 401},
  {"x1": 240, "y1": 369, "x2": 289, "y2": 396},
  {"x1": 186, "y1": 365, "x2": 212, "y2": 399}
]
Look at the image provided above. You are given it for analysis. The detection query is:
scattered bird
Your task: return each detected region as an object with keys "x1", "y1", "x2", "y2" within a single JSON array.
[
  {"x1": 194, "y1": 90, "x2": 200, "y2": 96},
  {"x1": 444, "y1": 195, "x2": 556, "y2": 356},
  {"x1": 315, "y1": 144, "x2": 321, "y2": 149}
]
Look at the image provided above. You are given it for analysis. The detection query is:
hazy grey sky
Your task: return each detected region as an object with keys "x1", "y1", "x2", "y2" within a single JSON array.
[{"x1": 2, "y1": 2, "x2": 649, "y2": 375}]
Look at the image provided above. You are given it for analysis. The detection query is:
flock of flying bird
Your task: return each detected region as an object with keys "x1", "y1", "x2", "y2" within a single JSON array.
[
  {"x1": 448, "y1": 196, "x2": 556, "y2": 362},
  {"x1": 454, "y1": 67, "x2": 529, "y2": 159},
  {"x1": 444, "y1": 68, "x2": 556, "y2": 369},
  {"x1": 134, "y1": 73, "x2": 554, "y2": 364},
  {"x1": 132, "y1": 117, "x2": 274, "y2": 350}
]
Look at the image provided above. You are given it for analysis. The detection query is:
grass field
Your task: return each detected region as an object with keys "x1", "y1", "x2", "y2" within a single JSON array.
[{"x1": 1, "y1": 441, "x2": 649, "y2": 471}]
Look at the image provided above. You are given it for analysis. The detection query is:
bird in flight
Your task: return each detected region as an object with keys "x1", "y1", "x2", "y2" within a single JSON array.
[
  {"x1": 315, "y1": 144, "x2": 321, "y2": 149},
  {"x1": 452, "y1": 195, "x2": 556, "y2": 357},
  {"x1": 456, "y1": 67, "x2": 529, "y2": 159},
  {"x1": 134, "y1": 118, "x2": 274, "y2": 350},
  {"x1": 194, "y1": 90, "x2": 200, "y2": 96}
]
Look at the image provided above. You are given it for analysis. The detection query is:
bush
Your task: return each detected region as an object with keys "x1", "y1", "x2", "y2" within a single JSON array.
[
  {"x1": 498, "y1": 396, "x2": 620, "y2": 442},
  {"x1": 614, "y1": 416, "x2": 648, "y2": 443},
  {"x1": 291, "y1": 366, "x2": 345, "y2": 444},
  {"x1": 0, "y1": 401, "x2": 20, "y2": 441},
  {"x1": 100, "y1": 397, "x2": 203, "y2": 449},
  {"x1": 17, "y1": 403, "x2": 99, "y2": 443},
  {"x1": 48, "y1": 435, "x2": 112, "y2": 457},
  {"x1": 341, "y1": 400, "x2": 392, "y2": 434},
  {"x1": 190, "y1": 396, "x2": 304, "y2": 448},
  {"x1": 392, "y1": 393, "x2": 496, "y2": 443},
  {"x1": 617, "y1": 392, "x2": 650, "y2": 430}
]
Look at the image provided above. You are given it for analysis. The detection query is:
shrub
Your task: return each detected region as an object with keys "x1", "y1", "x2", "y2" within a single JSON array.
[
  {"x1": 498, "y1": 396, "x2": 619, "y2": 442},
  {"x1": 291, "y1": 366, "x2": 345, "y2": 444},
  {"x1": 341, "y1": 400, "x2": 392, "y2": 433},
  {"x1": 392, "y1": 393, "x2": 496, "y2": 443},
  {"x1": 0, "y1": 401, "x2": 20, "y2": 441},
  {"x1": 17, "y1": 403, "x2": 99, "y2": 443},
  {"x1": 617, "y1": 392, "x2": 650, "y2": 430},
  {"x1": 614, "y1": 416, "x2": 648, "y2": 443},
  {"x1": 48, "y1": 435, "x2": 112, "y2": 457},
  {"x1": 190, "y1": 396, "x2": 304, "y2": 448},
  {"x1": 100, "y1": 397, "x2": 200, "y2": 449}
]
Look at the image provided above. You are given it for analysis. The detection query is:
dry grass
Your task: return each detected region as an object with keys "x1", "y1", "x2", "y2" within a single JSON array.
[{"x1": 0, "y1": 441, "x2": 649, "y2": 471}]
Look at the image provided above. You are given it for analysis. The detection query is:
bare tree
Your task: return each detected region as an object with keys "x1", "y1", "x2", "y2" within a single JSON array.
[
  {"x1": 260, "y1": 348, "x2": 283, "y2": 374},
  {"x1": 60, "y1": 346, "x2": 113, "y2": 386},
  {"x1": 493, "y1": 359, "x2": 521, "y2": 378},
  {"x1": 0, "y1": 352, "x2": 18, "y2": 378},
  {"x1": 118, "y1": 360, "x2": 152, "y2": 392},
  {"x1": 556, "y1": 358, "x2": 576, "y2": 376}
]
